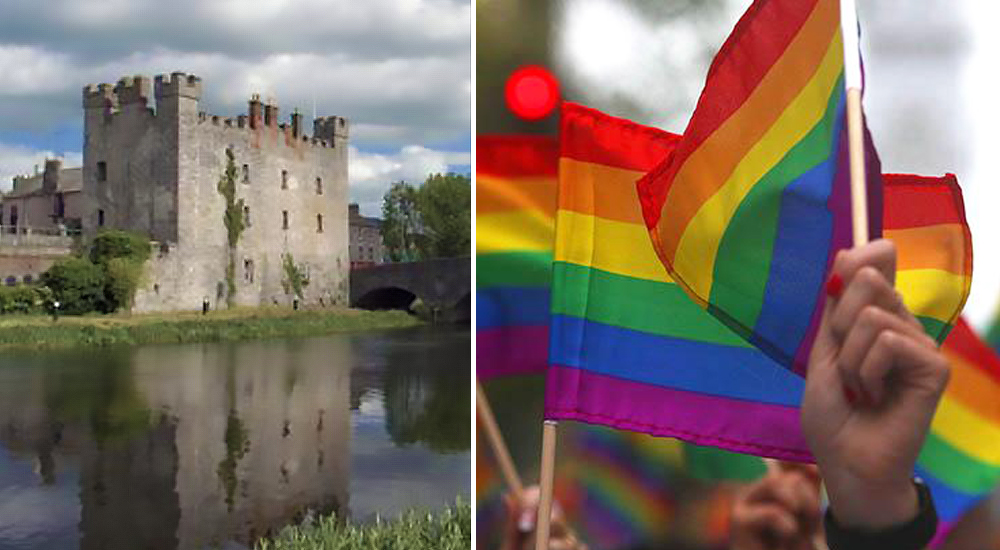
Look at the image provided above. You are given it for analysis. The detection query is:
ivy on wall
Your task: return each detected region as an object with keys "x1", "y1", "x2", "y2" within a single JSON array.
[{"x1": 217, "y1": 148, "x2": 246, "y2": 308}]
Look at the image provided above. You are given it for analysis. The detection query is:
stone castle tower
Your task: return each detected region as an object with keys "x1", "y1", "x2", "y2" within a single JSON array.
[{"x1": 81, "y1": 72, "x2": 349, "y2": 312}]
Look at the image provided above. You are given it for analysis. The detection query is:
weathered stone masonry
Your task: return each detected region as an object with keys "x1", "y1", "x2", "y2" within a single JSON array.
[{"x1": 81, "y1": 72, "x2": 350, "y2": 312}]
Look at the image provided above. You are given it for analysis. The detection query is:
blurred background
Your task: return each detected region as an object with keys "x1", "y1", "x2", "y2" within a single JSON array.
[{"x1": 478, "y1": 0, "x2": 1000, "y2": 548}]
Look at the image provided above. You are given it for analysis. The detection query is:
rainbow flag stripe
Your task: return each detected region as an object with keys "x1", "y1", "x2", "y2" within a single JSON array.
[
  {"x1": 986, "y1": 318, "x2": 1000, "y2": 355},
  {"x1": 546, "y1": 103, "x2": 811, "y2": 460},
  {"x1": 546, "y1": 105, "x2": 980, "y2": 532},
  {"x1": 920, "y1": 317, "x2": 1000, "y2": 543},
  {"x1": 476, "y1": 135, "x2": 558, "y2": 379},
  {"x1": 636, "y1": 0, "x2": 884, "y2": 373}
]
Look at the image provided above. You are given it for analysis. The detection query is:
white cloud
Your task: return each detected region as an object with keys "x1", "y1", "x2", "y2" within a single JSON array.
[
  {"x1": 554, "y1": 0, "x2": 740, "y2": 131},
  {"x1": 0, "y1": 143, "x2": 81, "y2": 192},
  {"x1": 349, "y1": 145, "x2": 470, "y2": 217},
  {"x1": 0, "y1": 0, "x2": 470, "y2": 151}
]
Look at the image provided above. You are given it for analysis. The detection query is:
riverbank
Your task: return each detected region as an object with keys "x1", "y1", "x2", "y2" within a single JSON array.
[
  {"x1": 256, "y1": 503, "x2": 470, "y2": 550},
  {"x1": 0, "y1": 306, "x2": 422, "y2": 350}
]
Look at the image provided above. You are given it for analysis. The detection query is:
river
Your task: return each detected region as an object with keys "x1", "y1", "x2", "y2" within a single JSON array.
[{"x1": 0, "y1": 326, "x2": 470, "y2": 550}]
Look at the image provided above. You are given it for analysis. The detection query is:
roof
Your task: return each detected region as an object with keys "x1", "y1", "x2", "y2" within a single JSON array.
[{"x1": 4, "y1": 167, "x2": 83, "y2": 199}]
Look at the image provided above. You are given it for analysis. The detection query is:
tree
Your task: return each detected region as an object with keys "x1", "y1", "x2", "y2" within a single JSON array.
[
  {"x1": 91, "y1": 230, "x2": 152, "y2": 312},
  {"x1": 417, "y1": 173, "x2": 470, "y2": 258},
  {"x1": 381, "y1": 181, "x2": 424, "y2": 261}
]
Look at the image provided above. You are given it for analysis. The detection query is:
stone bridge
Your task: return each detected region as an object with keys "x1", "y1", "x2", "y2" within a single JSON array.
[{"x1": 350, "y1": 257, "x2": 470, "y2": 323}]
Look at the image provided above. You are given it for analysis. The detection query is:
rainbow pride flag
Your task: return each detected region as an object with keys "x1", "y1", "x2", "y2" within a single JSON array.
[
  {"x1": 546, "y1": 103, "x2": 979, "y2": 536},
  {"x1": 921, "y1": 317, "x2": 1000, "y2": 543},
  {"x1": 636, "y1": 0, "x2": 885, "y2": 373},
  {"x1": 548, "y1": 103, "x2": 813, "y2": 460},
  {"x1": 476, "y1": 136, "x2": 558, "y2": 379}
]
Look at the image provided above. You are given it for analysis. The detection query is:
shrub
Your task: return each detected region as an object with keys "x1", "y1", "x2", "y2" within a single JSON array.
[
  {"x1": 41, "y1": 257, "x2": 107, "y2": 314},
  {"x1": 90, "y1": 230, "x2": 151, "y2": 266},
  {"x1": 105, "y1": 257, "x2": 145, "y2": 312},
  {"x1": 0, "y1": 284, "x2": 44, "y2": 314}
]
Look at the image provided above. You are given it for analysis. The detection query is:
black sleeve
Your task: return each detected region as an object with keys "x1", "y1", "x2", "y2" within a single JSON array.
[{"x1": 824, "y1": 478, "x2": 937, "y2": 550}]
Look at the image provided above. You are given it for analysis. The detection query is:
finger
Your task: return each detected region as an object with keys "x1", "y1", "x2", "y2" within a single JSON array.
[
  {"x1": 828, "y1": 266, "x2": 921, "y2": 347},
  {"x1": 789, "y1": 473, "x2": 822, "y2": 524},
  {"x1": 740, "y1": 504, "x2": 799, "y2": 540},
  {"x1": 837, "y1": 306, "x2": 936, "y2": 404},
  {"x1": 741, "y1": 474, "x2": 786, "y2": 508},
  {"x1": 859, "y1": 329, "x2": 949, "y2": 406},
  {"x1": 830, "y1": 239, "x2": 897, "y2": 287}
]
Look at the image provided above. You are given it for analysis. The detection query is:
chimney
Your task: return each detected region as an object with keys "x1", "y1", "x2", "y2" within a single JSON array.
[
  {"x1": 42, "y1": 159, "x2": 61, "y2": 193},
  {"x1": 264, "y1": 102, "x2": 278, "y2": 127},
  {"x1": 248, "y1": 94, "x2": 262, "y2": 129},
  {"x1": 291, "y1": 109, "x2": 302, "y2": 138}
]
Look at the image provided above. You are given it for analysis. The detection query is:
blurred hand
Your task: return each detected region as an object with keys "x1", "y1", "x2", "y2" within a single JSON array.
[
  {"x1": 801, "y1": 240, "x2": 949, "y2": 530},
  {"x1": 500, "y1": 485, "x2": 588, "y2": 550},
  {"x1": 730, "y1": 462, "x2": 822, "y2": 550}
]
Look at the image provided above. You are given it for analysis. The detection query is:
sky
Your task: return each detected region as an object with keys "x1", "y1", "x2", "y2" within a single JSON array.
[
  {"x1": 555, "y1": 0, "x2": 1000, "y2": 330},
  {"x1": 0, "y1": 0, "x2": 471, "y2": 217}
]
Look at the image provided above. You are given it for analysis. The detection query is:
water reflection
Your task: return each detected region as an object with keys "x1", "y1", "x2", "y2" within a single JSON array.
[{"x1": 0, "y1": 327, "x2": 469, "y2": 550}]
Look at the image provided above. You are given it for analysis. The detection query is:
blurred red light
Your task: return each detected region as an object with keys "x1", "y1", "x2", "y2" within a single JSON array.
[{"x1": 505, "y1": 65, "x2": 560, "y2": 121}]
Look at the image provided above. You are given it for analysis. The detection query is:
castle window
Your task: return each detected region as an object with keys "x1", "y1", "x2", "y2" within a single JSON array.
[
  {"x1": 243, "y1": 258, "x2": 254, "y2": 283},
  {"x1": 4, "y1": 276, "x2": 15, "y2": 287},
  {"x1": 281, "y1": 170, "x2": 288, "y2": 189},
  {"x1": 10, "y1": 206, "x2": 18, "y2": 228},
  {"x1": 282, "y1": 210, "x2": 289, "y2": 230},
  {"x1": 315, "y1": 177, "x2": 323, "y2": 195},
  {"x1": 55, "y1": 194, "x2": 65, "y2": 218},
  {"x1": 97, "y1": 161, "x2": 107, "y2": 182},
  {"x1": 316, "y1": 214, "x2": 323, "y2": 233},
  {"x1": 243, "y1": 205, "x2": 251, "y2": 228},
  {"x1": 23, "y1": 275, "x2": 32, "y2": 285},
  {"x1": 242, "y1": 164, "x2": 250, "y2": 185},
  {"x1": 98, "y1": 209, "x2": 105, "y2": 227}
]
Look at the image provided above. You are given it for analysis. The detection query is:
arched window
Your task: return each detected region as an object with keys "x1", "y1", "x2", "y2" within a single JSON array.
[
  {"x1": 281, "y1": 170, "x2": 288, "y2": 189},
  {"x1": 316, "y1": 214, "x2": 323, "y2": 233},
  {"x1": 315, "y1": 177, "x2": 323, "y2": 195},
  {"x1": 22, "y1": 275, "x2": 33, "y2": 285},
  {"x1": 4, "y1": 276, "x2": 16, "y2": 287}
]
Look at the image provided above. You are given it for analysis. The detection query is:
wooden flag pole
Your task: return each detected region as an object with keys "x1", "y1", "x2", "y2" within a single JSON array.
[
  {"x1": 840, "y1": 0, "x2": 868, "y2": 247},
  {"x1": 476, "y1": 381, "x2": 525, "y2": 498},
  {"x1": 846, "y1": 88, "x2": 868, "y2": 247},
  {"x1": 534, "y1": 420, "x2": 559, "y2": 550}
]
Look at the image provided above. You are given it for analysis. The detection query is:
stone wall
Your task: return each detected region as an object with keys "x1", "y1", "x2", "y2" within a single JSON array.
[
  {"x1": 0, "y1": 234, "x2": 75, "y2": 285},
  {"x1": 83, "y1": 73, "x2": 350, "y2": 313}
]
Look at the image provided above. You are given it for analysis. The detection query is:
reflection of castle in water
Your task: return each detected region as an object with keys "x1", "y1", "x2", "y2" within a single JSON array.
[{"x1": 0, "y1": 337, "x2": 352, "y2": 550}]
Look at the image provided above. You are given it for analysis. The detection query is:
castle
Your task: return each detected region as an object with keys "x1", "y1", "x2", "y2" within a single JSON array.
[{"x1": 3, "y1": 72, "x2": 350, "y2": 312}]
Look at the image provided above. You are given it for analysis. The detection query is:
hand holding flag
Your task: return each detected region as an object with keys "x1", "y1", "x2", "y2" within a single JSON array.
[{"x1": 802, "y1": 240, "x2": 949, "y2": 531}]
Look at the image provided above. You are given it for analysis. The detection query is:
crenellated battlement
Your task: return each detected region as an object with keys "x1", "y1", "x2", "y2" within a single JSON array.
[
  {"x1": 313, "y1": 116, "x2": 349, "y2": 142},
  {"x1": 154, "y1": 72, "x2": 202, "y2": 100},
  {"x1": 83, "y1": 83, "x2": 117, "y2": 110},
  {"x1": 115, "y1": 75, "x2": 152, "y2": 106}
]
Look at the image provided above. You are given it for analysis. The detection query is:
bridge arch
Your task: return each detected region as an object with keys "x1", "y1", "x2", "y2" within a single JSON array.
[
  {"x1": 452, "y1": 292, "x2": 471, "y2": 323},
  {"x1": 353, "y1": 286, "x2": 417, "y2": 312},
  {"x1": 350, "y1": 258, "x2": 470, "y2": 323}
]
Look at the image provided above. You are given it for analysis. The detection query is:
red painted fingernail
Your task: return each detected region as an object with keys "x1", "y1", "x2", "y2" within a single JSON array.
[
  {"x1": 826, "y1": 273, "x2": 844, "y2": 298},
  {"x1": 843, "y1": 386, "x2": 856, "y2": 405}
]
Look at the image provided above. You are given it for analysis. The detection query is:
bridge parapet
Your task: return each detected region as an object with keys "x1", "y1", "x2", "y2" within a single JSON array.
[{"x1": 350, "y1": 257, "x2": 470, "y2": 322}]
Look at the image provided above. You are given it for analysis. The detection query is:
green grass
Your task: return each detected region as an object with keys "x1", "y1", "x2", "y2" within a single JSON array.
[
  {"x1": 0, "y1": 306, "x2": 421, "y2": 350},
  {"x1": 256, "y1": 502, "x2": 470, "y2": 550}
]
